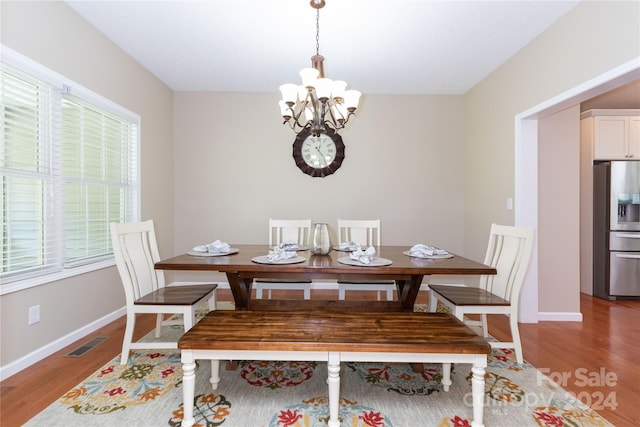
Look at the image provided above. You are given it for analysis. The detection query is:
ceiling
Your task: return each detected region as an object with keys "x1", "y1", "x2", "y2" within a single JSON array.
[
  {"x1": 65, "y1": 0, "x2": 581, "y2": 95},
  {"x1": 581, "y1": 79, "x2": 640, "y2": 111}
]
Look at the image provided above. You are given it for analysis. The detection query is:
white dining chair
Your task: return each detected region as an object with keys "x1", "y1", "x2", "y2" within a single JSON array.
[
  {"x1": 255, "y1": 218, "x2": 313, "y2": 299},
  {"x1": 337, "y1": 219, "x2": 395, "y2": 301},
  {"x1": 429, "y1": 223, "x2": 534, "y2": 364},
  {"x1": 110, "y1": 220, "x2": 217, "y2": 364}
]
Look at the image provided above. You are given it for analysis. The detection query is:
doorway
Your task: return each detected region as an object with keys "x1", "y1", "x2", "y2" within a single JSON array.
[{"x1": 515, "y1": 59, "x2": 640, "y2": 323}]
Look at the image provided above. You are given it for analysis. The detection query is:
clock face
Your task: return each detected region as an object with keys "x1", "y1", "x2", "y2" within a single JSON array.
[
  {"x1": 292, "y1": 128, "x2": 345, "y2": 178},
  {"x1": 301, "y1": 134, "x2": 336, "y2": 168}
]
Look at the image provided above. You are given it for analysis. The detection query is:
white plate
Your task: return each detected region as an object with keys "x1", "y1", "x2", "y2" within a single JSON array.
[
  {"x1": 332, "y1": 245, "x2": 363, "y2": 252},
  {"x1": 337, "y1": 257, "x2": 393, "y2": 267},
  {"x1": 251, "y1": 255, "x2": 307, "y2": 265},
  {"x1": 270, "y1": 245, "x2": 310, "y2": 251},
  {"x1": 402, "y1": 250, "x2": 453, "y2": 259},
  {"x1": 188, "y1": 248, "x2": 239, "y2": 257}
]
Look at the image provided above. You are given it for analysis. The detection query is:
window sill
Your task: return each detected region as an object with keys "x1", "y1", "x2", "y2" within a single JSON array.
[{"x1": 0, "y1": 259, "x2": 116, "y2": 296}]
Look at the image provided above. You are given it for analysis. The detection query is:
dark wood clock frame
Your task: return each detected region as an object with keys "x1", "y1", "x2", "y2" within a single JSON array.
[{"x1": 292, "y1": 128, "x2": 345, "y2": 178}]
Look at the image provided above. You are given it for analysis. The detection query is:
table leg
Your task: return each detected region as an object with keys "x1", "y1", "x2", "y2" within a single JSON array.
[
  {"x1": 225, "y1": 272, "x2": 250, "y2": 309},
  {"x1": 470, "y1": 360, "x2": 486, "y2": 427},
  {"x1": 397, "y1": 275, "x2": 424, "y2": 311},
  {"x1": 181, "y1": 351, "x2": 196, "y2": 427},
  {"x1": 225, "y1": 360, "x2": 239, "y2": 370},
  {"x1": 442, "y1": 362, "x2": 452, "y2": 392},
  {"x1": 210, "y1": 360, "x2": 220, "y2": 390},
  {"x1": 327, "y1": 352, "x2": 341, "y2": 427}
]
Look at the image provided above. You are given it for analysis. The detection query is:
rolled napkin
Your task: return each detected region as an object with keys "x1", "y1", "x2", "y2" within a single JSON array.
[
  {"x1": 267, "y1": 246, "x2": 298, "y2": 262},
  {"x1": 409, "y1": 244, "x2": 449, "y2": 257},
  {"x1": 207, "y1": 240, "x2": 231, "y2": 253},
  {"x1": 278, "y1": 241, "x2": 299, "y2": 250},
  {"x1": 192, "y1": 240, "x2": 231, "y2": 253},
  {"x1": 349, "y1": 246, "x2": 376, "y2": 264},
  {"x1": 339, "y1": 241, "x2": 361, "y2": 251}
]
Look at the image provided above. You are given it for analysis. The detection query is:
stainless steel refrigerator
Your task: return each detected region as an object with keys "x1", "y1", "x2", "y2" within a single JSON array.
[{"x1": 593, "y1": 161, "x2": 640, "y2": 299}]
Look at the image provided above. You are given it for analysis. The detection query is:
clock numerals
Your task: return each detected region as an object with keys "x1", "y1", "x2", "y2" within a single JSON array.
[
  {"x1": 304, "y1": 154, "x2": 318, "y2": 166},
  {"x1": 292, "y1": 129, "x2": 345, "y2": 178}
]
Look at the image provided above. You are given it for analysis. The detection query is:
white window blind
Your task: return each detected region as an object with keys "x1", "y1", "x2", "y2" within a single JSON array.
[
  {"x1": 61, "y1": 95, "x2": 137, "y2": 266},
  {"x1": 1, "y1": 51, "x2": 139, "y2": 290},
  {"x1": 1, "y1": 64, "x2": 60, "y2": 281}
]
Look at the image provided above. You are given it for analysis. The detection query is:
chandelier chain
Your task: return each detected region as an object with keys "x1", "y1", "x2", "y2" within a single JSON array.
[{"x1": 315, "y1": 8, "x2": 320, "y2": 56}]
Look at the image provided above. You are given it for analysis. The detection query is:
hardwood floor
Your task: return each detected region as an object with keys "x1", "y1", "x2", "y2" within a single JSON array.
[
  {"x1": 1, "y1": 290, "x2": 638, "y2": 426},
  {"x1": 494, "y1": 294, "x2": 640, "y2": 427}
]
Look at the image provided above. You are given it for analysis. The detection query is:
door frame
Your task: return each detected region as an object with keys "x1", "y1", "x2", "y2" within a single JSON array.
[{"x1": 515, "y1": 58, "x2": 640, "y2": 323}]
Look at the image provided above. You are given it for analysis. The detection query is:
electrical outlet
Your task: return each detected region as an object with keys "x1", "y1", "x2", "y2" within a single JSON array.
[{"x1": 28, "y1": 305, "x2": 40, "y2": 325}]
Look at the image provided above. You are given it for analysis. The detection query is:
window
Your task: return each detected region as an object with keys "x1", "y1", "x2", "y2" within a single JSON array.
[{"x1": 1, "y1": 48, "x2": 139, "y2": 293}]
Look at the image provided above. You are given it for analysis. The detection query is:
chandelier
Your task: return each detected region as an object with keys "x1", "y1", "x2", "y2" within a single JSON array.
[{"x1": 278, "y1": 0, "x2": 361, "y2": 136}]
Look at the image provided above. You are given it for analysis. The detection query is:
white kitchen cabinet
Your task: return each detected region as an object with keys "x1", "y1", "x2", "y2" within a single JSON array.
[
  {"x1": 629, "y1": 116, "x2": 640, "y2": 158},
  {"x1": 581, "y1": 109, "x2": 640, "y2": 160}
]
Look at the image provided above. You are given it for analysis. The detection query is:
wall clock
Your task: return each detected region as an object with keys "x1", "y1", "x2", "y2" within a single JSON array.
[{"x1": 292, "y1": 128, "x2": 345, "y2": 178}]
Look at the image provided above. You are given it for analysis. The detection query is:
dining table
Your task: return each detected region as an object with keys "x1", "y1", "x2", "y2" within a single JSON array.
[{"x1": 154, "y1": 244, "x2": 496, "y2": 312}]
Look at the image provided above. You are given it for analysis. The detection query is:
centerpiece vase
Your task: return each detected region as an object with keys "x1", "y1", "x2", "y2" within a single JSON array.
[{"x1": 311, "y1": 223, "x2": 332, "y2": 255}]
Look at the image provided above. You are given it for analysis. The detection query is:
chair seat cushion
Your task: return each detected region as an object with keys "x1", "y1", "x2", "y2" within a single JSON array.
[
  {"x1": 429, "y1": 284, "x2": 509, "y2": 306},
  {"x1": 135, "y1": 284, "x2": 217, "y2": 306}
]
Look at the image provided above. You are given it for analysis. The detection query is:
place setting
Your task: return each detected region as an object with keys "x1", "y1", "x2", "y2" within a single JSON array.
[
  {"x1": 252, "y1": 245, "x2": 306, "y2": 264},
  {"x1": 188, "y1": 240, "x2": 239, "y2": 257},
  {"x1": 337, "y1": 246, "x2": 393, "y2": 267},
  {"x1": 403, "y1": 243, "x2": 453, "y2": 259},
  {"x1": 332, "y1": 240, "x2": 363, "y2": 252},
  {"x1": 270, "y1": 241, "x2": 310, "y2": 251}
]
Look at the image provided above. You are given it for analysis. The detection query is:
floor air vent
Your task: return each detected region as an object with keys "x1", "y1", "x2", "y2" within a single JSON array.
[{"x1": 64, "y1": 336, "x2": 109, "y2": 357}]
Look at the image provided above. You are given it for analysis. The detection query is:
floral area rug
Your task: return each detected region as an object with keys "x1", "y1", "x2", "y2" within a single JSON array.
[{"x1": 25, "y1": 304, "x2": 613, "y2": 427}]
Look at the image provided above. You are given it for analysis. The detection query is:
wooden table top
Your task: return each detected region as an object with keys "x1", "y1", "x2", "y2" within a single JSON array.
[
  {"x1": 178, "y1": 310, "x2": 492, "y2": 354},
  {"x1": 155, "y1": 244, "x2": 496, "y2": 277}
]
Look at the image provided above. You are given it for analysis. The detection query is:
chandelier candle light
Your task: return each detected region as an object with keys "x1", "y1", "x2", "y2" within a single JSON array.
[{"x1": 279, "y1": 0, "x2": 361, "y2": 136}]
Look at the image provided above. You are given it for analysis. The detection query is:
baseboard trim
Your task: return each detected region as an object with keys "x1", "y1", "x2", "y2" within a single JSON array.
[
  {"x1": 0, "y1": 307, "x2": 126, "y2": 381},
  {"x1": 537, "y1": 311, "x2": 583, "y2": 321}
]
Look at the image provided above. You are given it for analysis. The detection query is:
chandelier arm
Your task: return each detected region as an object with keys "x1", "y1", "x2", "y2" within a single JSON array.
[
  {"x1": 305, "y1": 91, "x2": 327, "y2": 135},
  {"x1": 324, "y1": 101, "x2": 344, "y2": 129},
  {"x1": 284, "y1": 91, "x2": 312, "y2": 130},
  {"x1": 283, "y1": 116, "x2": 302, "y2": 132},
  {"x1": 318, "y1": 99, "x2": 328, "y2": 126},
  {"x1": 321, "y1": 121, "x2": 338, "y2": 132},
  {"x1": 278, "y1": 0, "x2": 359, "y2": 136},
  {"x1": 341, "y1": 112, "x2": 355, "y2": 126},
  {"x1": 287, "y1": 107, "x2": 310, "y2": 132}
]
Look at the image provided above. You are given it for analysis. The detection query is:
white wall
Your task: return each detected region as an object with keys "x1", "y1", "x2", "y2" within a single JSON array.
[
  {"x1": 465, "y1": 0, "x2": 640, "y2": 318},
  {"x1": 538, "y1": 106, "x2": 581, "y2": 314},
  {"x1": 2, "y1": 0, "x2": 639, "y2": 377},
  {"x1": 0, "y1": 1, "x2": 174, "y2": 374},
  {"x1": 171, "y1": 93, "x2": 467, "y2": 283}
]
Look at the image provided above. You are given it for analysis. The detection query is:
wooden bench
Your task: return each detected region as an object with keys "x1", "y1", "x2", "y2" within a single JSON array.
[{"x1": 178, "y1": 310, "x2": 491, "y2": 427}]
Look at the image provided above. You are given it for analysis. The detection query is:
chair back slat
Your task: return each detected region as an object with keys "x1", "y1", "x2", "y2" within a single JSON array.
[
  {"x1": 480, "y1": 224, "x2": 534, "y2": 303},
  {"x1": 269, "y1": 219, "x2": 312, "y2": 246},
  {"x1": 111, "y1": 220, "x2": 165, "y2": 303},
  {"x1": 337, "y1": 219, "x2": 381, "y2": 247}
]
